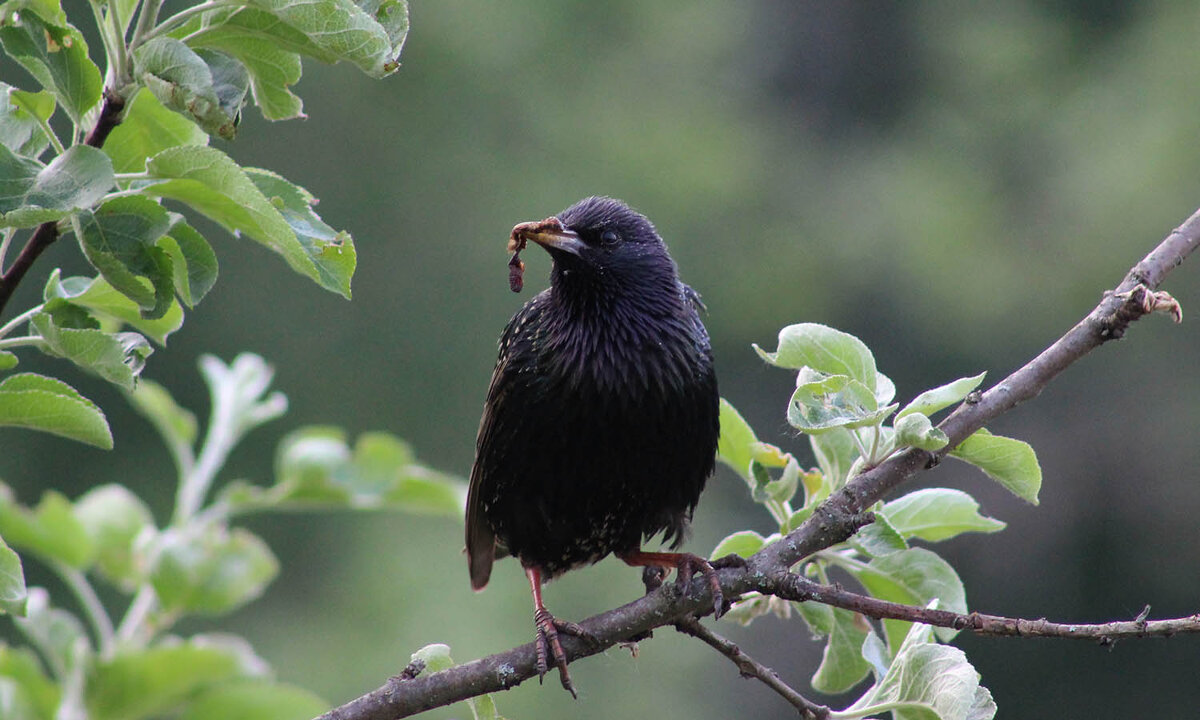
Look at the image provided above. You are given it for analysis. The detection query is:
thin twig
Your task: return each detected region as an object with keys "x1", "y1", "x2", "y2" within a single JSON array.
[
  {"x1": 314, "y1": 209, "x2": 1200, "y2": 720},
  {"x1": 675, "y1": 617, "x2": 829, "y2": 718},
  {"x1": 767, "y1": 573, "x2": 1200, "y2": 642}
]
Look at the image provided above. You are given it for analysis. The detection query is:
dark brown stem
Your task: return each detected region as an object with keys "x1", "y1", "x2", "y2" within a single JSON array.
[
  {"x1": 314, "y1": 210, "x2": 1200, "y2": 720},
  {"x1": 675, "y1": 617, "x2": 830, "y2": 718},
  {"x1": 0, "y1": 90, "x2": 126, "y2": 319},
  {"x1": 768, "y1": 573, "x2": 1200, "y2": 642}
]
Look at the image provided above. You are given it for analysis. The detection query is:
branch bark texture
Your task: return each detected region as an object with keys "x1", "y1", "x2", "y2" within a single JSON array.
[{"x1": 318, "y1": 208, "x2": 1200, "y2": 720}]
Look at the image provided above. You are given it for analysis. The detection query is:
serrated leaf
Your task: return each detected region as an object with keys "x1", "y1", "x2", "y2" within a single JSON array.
[
  {"x1": 31, "y1": 312, "x2": 151, "y2": 389},
  {"x1": 196, "y1": 0, "x2": 400, "y2": 78},
  {"x1": 144, "y1": 146, "x2": 350, "y2": 295},
  {"x1": 710, "y1": 530, "x2": 766, "y2": 560},
  {"x1": 0, "y1": 9, "x2": 102, "y2": 124},
  {"x1": 898, "y1": 372, "x2": 987, "y2": 421},
  {"x1": 190, "y1": 33, "x2": 303, "y2": 120},
  {"x1": 0, "y1": 82, "x2": 53, "y2": 157},
  {"x1": 811, "y1": 607, "x2": 871, "y2": 694},
  {"x1": 754, "y1": 323, "x2": 877, "y2": 392},
  {"x1": 73, "y1": 484, "x2": 154, "y2": 590},
  {"x1": 855, "y1": 548, "x2": 967, "y2": 646},
  {"x1": 133, "y1": 37, "x2": 240, "y2": 140},
  {"x1": 0, "y1": 372, "x2": 111, "y2": 447},
  {"x1": 0, "y1": 535, "x2": 27, "y2": 614},
  {"x1": 716, "y1": 397, "x2": 756, "y2": 481},
  {"x1": 0, "y1": 144, "x2": 113, "y2": 227},
  {"x1": 851, "y1": 513, "x2": 908, "y2": 558},
  {"x1": 881, "y1": 488, "x2": 1006, "y2": 543},
  {"x1": 894, "y1": 412, "x2": 950, "y2": 452},
  {"x1": 87, "y1": 643, "x2": 242, "y2": 720},
  {"x1": 788, "y1": 372, "x2": 894, "y2": 433},
  {"x1": 949, "y1": 428, "x2": 1041, "y2": 504},
  {"x1": 841, "y1": 640, "x2": 993, "y2": 720},
  {"x1": 150, "y1": 525, "x2": 279, "y2": 616},
  {"x1": 161, "y1": 214, "x2": 218, "y2": 306},
  {"x1": 246, "y1": 168, "x2": 355, "y2": 298},
  {"x1": 0, "y1": 485, "x2": 94, "y2": 568},
  {"x1": 78, "y1": 196, "x2": 175, "y2": 319},
  {"x1": 44, "y1": 272, "x2": 184, "y2": 345},
  {"x1": 103, "y1": 88, "x2": 208, "y2": 174},
  {"x1": 180, "y1": 680, "x2": 327, "y2": 720}
]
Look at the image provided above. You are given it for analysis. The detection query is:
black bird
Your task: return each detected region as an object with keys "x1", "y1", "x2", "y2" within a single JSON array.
[{"x1": 466, "y1": 197, "x2": 721, "y2": 695}]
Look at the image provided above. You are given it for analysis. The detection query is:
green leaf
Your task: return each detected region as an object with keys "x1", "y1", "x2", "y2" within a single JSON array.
[
  {"x1": 103, "y1": 88, "x2": 208, "y2": 174},
  {"x1": 361, "y1": 0, "x2": 408, "y2": 60},
  {"x1": 181, "y1": 680, "x2": 327, "y2": 720},
  {"x1": 716, "y1": 397, "x2": 756, "y2": 479},
  {"x1": 0, "y1": 372, "x2": 111, "y2": 447},
  {"x1": 809, "y1": 426, "x2": 857, "y2": 486},
  {"x1": 144, "y1": 146, "x2": 350, "y2": 295},
  {"x1": 841, "y1": 639, "x2": 993, "y2": 720},
  {"x1": 246, "y1": 168, "x2": 355, "y2": 298},
  {"x1": 87, "y1": 643, "x2": 243, "y2": 720},
  {"x1": 0, "y1": 535, "x2": 27, "y2": 614},
  {"x1": 898, "y1": 372, "x2": 987, "y2": 421},
  {"x1": 197, "y1": 0, "x2": 400, "y2": 78},
  {"x1": 132, "y1": 37, "x2": 241, "y2": 140},
  {"x1": 195, "y1": 49, "x2": 250, "y2": 127},
  {"x1": 149, "y1": 525, "x2": 279, "y2": 616},
  {"x1": 788, "y1": 370, "x2": 895, "y2": 433},
  {"x1": 0, "y1": 144, "x2": 113, "y2": 228},
  {"x1": 855, "y1": 548, "x2": 967, "y2": 646},
  {"x1": 73, "y1": 485, "x2": 155, "y2": 590},
  {"x1": 0, "y1": 484, "x2": 94, "y2": 568},
  {"x1": 0, "y1": 9, "x2": 102, "y2": 124},
  {"x1": 710, "y1": 530, "x2": 766, "y2": 560},
  {"x1": 0, "y1": 644, "x2": 60, "y2": 718},
  {"x1": 13, "y1": 587, "x2": 90, "y2": 678},
  {"x1": 875, "y1": 371, "x2": 896, "y2": 405},
  {"x1": 850, "y1": 513, "x2": 908, "y2": 558},
  {"x1": 191, "y1": 34, "x2": 303, "y2": 120},
  {"x1": 257, "y1": 427, "x2": 465, "y2": 514},
  {"x1": 78, "y1": 196, "x2": 175, "y2": 319},
  {"x1": 161, "y1": 215, "x2": 218, "y2": 307},
  {"x1": 31, "y1": 312, "x2": 151, "y2": 389},
  {"x1": 949, "y1": 428, "x2": 1041, "y2": 504},
  {"x1": 0, "y1": 82, "x2": 53, "y2": 157},
  {"x1": 754, "y1": 323, "x2": 877, "y2": 392},
  {"x1": 881, "y1": 488, "x2": 1006, "y2": 543},
  {"x1": 0, "y1": 351, "x2": 16, "y2": 370},
  {"x1": 406, "y1": 644, "x2": 502, "y2": 720},
  {"x1": 45, "y1": 272, "x2": 184, "y2": 345},
  {"x1": 811, "y1": 607, "x2": 871, "y2": 694},
  {"x1": 893, "y1": 412, "x2": 950, "y2": 452}
]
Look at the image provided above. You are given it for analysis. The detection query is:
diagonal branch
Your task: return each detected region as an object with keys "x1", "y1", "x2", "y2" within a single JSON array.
[
  {"x1": 316, "y1": 210, "x2": 1200, "y2": 720},
  {"x1": 674, "y1": 616, "x2": 830, "y2": 719}
]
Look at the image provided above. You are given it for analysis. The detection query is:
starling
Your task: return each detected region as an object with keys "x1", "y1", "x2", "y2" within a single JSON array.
[{"x1": 466, "y1": 197, "x2": 721, "y2": 696}]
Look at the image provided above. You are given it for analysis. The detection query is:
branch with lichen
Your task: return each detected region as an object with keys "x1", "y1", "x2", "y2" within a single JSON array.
[{"x1": 315, "y1": 207, "x2": 1199, "y2": 720}]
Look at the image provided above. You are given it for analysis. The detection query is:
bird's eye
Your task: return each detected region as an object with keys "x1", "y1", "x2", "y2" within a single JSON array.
[{"x1": 600, "y1": 230, "x2": 619, "y2": 245}]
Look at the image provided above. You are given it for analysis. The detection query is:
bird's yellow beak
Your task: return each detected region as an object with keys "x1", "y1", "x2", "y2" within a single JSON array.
[{"x1": 509, "y1": 216, "x2": 585, "y2": 256}]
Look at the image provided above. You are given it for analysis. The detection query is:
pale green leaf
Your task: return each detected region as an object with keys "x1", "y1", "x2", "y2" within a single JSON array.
[
  {"x1": 103, "y1": 88, "x2": 208, "y2": 174},
  {"x1": 898, "y1": 372, "x2": 987, "y2": 421},
  {"x1": 710, "y1": 530, "x2": 766, "y2": 560},
  {"x1": 881, "y1": 488, "x2": 1006, "y2": 542},
  {"x1": 31, "y1": 312, "x2": 151, "y2": 389},
  {"x1": 788, "y1": 371, "x2": 894, "y2": 433},
  {"x1": 840, "y1": 640, "x2": 993, "y2": 720},
  {"x1": 850, "y1": 513, "x2": 908, "y2": 558},
  {"x1": 716, "y1": 397, "x2": 757, "y2": 481},
  {"x1": 133, "y1": 37, "x2": 240, "y2": 139},
  {"x1": 44, "y1": 272, "x2": 184, "y2": 345},
  {"x1": 949, "y1": 428, "x2": 1041, "y2": 504},
  {"x1": 0, "y1": 485, "x2": 94, "y2": 568},
  {"x1": 87, "y1": 643, "x2": 242, "y2": 720},
  {"x1": 77, "y1": 196, "x2": 175, "y2": 318},
  {"x1": 855, "y1": 548, "x2": 967, "y2": 646},
  {"x1": 73, "y1": 484, "x2": 154, "y2": 590},
  {"x1": 0, "y1": 82, "x2": 53, "y2": 157},
  {"x1": 181, "y1": 680, "x2": 328, "y2": 720},
  {"x1": 161, "y1": 214, "x2": 218, "y2": 306},
  {"x1": 754, "y1": 323, "x2": 877, "y2": 392},
  {"x1": 894, "y1": 412, "x2": 950, "y2": 452},
  {"x1": 811, "y1": 607, "x2": 871, "y2": 694},
  {"x1": 0, "y1": 144, "x2": 113, "y2": 227},
  {"x1": 190, "y1": 34, "x2": 303, "y2": 120},
  {"x1": 0, "y1": 535, "x2": 27, "y2": 615},
  {"x1": 150, "y1": 525, "x2": 279, "y2": 616},
  {"x1": 0, "y1": 372, "x2": 111, "y2": 448},
  {"x1": 0, "y1": 644, "x2": 59, "y2": 717}
]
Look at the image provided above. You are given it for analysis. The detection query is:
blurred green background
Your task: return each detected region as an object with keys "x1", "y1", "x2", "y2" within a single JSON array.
[{"x1": 5, "y1": 1, "x2": 1200, "y2": 717}]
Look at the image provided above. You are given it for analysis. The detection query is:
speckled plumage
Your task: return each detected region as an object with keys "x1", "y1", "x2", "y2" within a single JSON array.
[{"x1": 466, "y1": 197, "x2": 719, "y2": 589}]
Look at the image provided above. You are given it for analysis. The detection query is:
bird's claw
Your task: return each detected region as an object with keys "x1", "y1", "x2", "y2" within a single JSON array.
[
  {"x1": 673, "y1": 552, "x2": 726, "y2": 619},
  {"x1": 533, "y1": 608, "x2": 596, "y2": 698}
]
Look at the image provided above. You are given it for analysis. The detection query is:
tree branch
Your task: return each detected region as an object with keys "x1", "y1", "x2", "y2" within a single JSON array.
[
  {"x1": 317, "y1": 209, "x2": 1200, "y2": 720},
  {"x1": 766, "y1": 573, "x2": 1200, "y2": 642},
  {"x1": 0, "y1": 91, "x2": 126, "y2": 319},
  {"x1": 674, "y1": 617, "x2": 830, "y2": 719}
]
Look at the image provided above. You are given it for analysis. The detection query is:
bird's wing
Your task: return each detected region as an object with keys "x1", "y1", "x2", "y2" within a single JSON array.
[{"x1": 465, "y1": 297, "x2": 543, "y2": 590}]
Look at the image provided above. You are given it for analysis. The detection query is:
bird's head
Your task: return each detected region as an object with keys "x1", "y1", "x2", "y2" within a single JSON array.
[{"x1": 510, "y1": 197, "x2": 677, "y2": 296}]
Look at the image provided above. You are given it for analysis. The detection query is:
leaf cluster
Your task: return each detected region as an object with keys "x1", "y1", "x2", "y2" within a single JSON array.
[{"x1": 714, "y1": 322, "x2": 1043, "y2": 718}]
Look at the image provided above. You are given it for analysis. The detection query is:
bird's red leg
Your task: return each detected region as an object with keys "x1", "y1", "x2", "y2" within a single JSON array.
[
  {"x1": 524, "y1": 565, "x2": 592, "y2": 698},
  {"x1": 617, "y1": 550, "x2": 727, "y2": 618}
]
